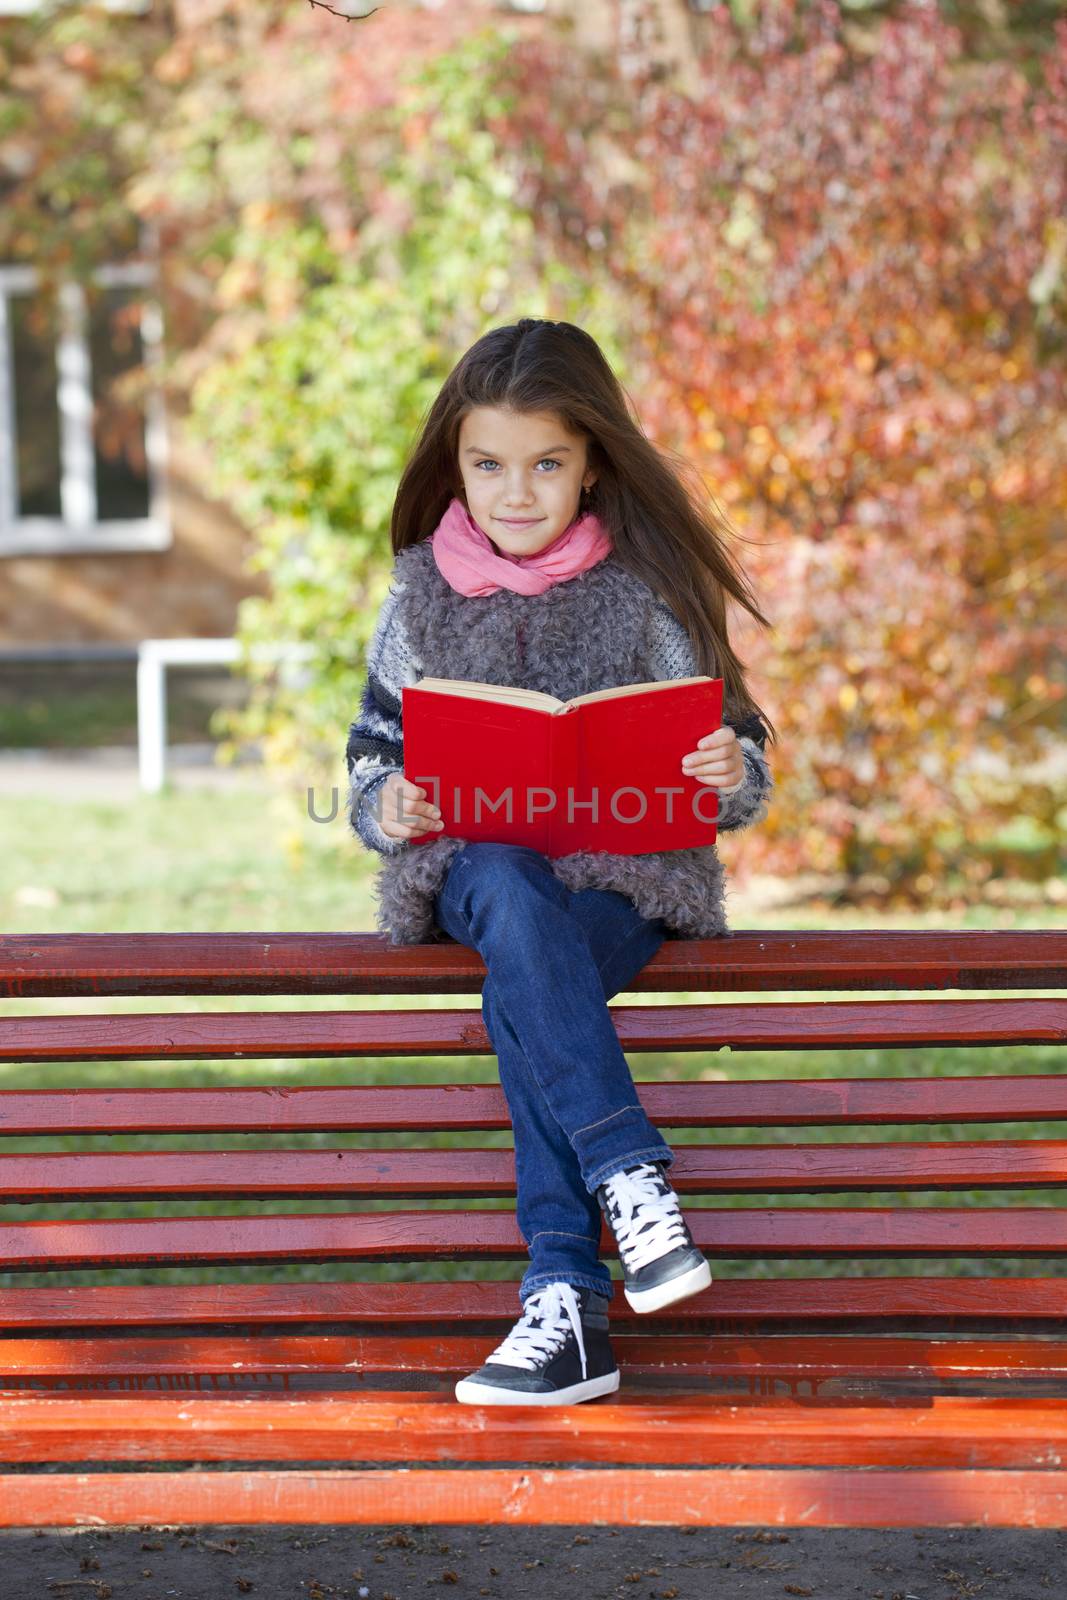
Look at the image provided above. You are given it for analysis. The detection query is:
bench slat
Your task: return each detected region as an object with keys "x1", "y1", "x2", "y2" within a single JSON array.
[
  {"x1": 5, "y1": 1076, "x2": 1067, "y2": 1135},
  {"x1": 3, "y1": 1139, "x2": 1067, "y2": 1201},
  {"x1": 1, "y1": 1393, "x2": 1065, "y2": 1468},
  {"x1": 3, "y1": 1466, "x2": 1067, "y2": 1528},
  {"x1": 2, "y1": 1209, "x2": 1066, "y2": 1271},
  {"x1": 2, "y1": 1277, "x2": 1063, "y2": 1330},
  {"x1": 2, "y1": 1332, "x2": 1066, "y2": 1384},
  {"x1": 2, "y1": 930, "x2": 1064, "y2": 998},
  {"x1": 2, "y1": 998, "x2": 1063, "y2": 1061}
]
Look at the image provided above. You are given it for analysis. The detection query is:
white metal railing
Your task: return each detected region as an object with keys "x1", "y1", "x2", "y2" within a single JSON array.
[
  {"x1": 136, "y1": 638, "x2": 311, "y2": 792},
  {"x1": 0, "y1": 637, "x2": 311, "y2": 791}
]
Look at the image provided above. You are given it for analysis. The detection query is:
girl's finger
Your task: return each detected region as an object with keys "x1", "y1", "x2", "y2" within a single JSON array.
[{"x1": 685, "y1": 765, "x2": 744, "y2": 786}]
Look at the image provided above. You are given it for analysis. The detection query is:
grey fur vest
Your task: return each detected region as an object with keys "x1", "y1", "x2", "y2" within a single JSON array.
[{"x1": 370, "y1": 539, "x2": 766, "y2": 944}]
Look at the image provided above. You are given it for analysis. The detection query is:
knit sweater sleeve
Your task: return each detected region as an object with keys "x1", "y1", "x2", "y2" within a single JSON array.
[
  {"x1": 646, "y1": 601, "x2": 774, "y2": 833},
  {"x1": 344, "y1": 580, "x2": 420, "y2": 857}
]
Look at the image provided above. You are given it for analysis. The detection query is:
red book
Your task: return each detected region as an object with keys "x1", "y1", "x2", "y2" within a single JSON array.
[{"x1": 401, "y1": 676, "x2": 725, "y2": 857}]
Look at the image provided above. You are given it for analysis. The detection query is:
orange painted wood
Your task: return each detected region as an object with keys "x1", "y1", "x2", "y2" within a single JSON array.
[
  {"x1": 4, "y1": 1467, "x2": 1067, "y2": 1528},
  {"x1": 0, "y1": 926, "x2": 1063, "y2": 1534},
  {"x1": 2, "y1": 1393, "x2": 1066, "y2": 1469},
  {"x1": 7, "y1": 1075, "x2": 1067, "y2": 1136},
  {"x1": 1, "y1": 929, "x2": 1063, "y2": 999},
  {"x1": 3, "y1": 1332, "x2": 1066, "y2": 1383},
  {"x1": 2, "y1": 1276, "x2": 1064, "y2": 1331},
  {"x1": 4, "y1": 1139, "x2": 1067, "y2": 1202},
  {"x1": 2, "y1": 1208, "x2": 1066, "y2": 1272},
  {"x1": 2, "y1": 997, "x2": 1063, "y2": 1062}
]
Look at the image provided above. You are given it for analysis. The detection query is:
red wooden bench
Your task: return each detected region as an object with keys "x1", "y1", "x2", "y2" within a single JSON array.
[{"x1": 1, "y1": 928, "x2": 1066, "y2": 1529}]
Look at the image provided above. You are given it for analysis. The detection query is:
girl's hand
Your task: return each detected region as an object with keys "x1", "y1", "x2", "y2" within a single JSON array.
[
  {"x1": 378, "y1": 772, "x2": 445, "y2": 841},
  {"x1": 681, "y1": 727, "x2": 744, "y2": 791}
]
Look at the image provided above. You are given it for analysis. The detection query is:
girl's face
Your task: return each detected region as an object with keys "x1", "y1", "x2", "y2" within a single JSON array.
[{"x1": 456, "y1": 407, "x2": 598, "y2": 558}]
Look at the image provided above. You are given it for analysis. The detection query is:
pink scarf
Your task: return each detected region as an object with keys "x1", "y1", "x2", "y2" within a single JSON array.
[{"x1": 430, "y1": 495, "x2": 613, "y2": 597}]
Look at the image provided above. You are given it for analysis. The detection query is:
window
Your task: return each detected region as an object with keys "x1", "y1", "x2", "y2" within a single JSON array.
[
  {"x1": 0, "y1": 1, "x2": 149, "y2": 12},
  {"x1": 0, "y1": 257, "x2": 170, "y2": 557}
]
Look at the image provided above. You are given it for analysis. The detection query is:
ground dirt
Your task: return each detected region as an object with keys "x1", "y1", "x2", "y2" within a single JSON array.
[{"x1": 3, "y1": 1521, "x2": 1067, "y2": 1600}]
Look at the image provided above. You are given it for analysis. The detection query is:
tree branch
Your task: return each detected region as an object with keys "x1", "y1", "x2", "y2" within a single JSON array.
[{"x1": 306, "y1": 1, "x2": 380, "y2": 19}]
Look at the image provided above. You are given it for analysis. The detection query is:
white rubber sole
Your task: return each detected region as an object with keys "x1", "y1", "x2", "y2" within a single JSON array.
[
  {"x1": 454, "y1": 1368, "x2": 621, "y2": 1407},
  {"x1": 624, "y1": 1256, "x2": 713, "y2": 1315}
]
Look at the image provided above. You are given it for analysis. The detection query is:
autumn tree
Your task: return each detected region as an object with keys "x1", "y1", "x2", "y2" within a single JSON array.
[
  {"x1": 3, "y1": 0, "x2": 1064, "y2": 902},
  {"x1": 499, "y1": 0, "x2": 1067, "y2": 900}
]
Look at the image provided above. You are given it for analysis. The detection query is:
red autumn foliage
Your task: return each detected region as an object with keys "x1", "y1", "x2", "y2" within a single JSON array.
[{"x1": 493, "y1": 1, "x2": 1067, "y2": 898}]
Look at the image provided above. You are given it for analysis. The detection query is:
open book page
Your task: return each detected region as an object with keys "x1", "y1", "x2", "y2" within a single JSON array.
[
  {"x1": 413, "y1": 678, "x2": 564, "y2": 711},
  {"x1": 410, "y1": 676, "x2": 714, "y2": 713},
  {"x1": 566, "y1": 676, "x2": 712, "y2": 708}
]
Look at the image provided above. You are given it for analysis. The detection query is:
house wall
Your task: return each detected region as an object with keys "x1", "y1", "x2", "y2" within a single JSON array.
[{"x1": 0, "y1": 427, "x2": 268, "y2": 646}]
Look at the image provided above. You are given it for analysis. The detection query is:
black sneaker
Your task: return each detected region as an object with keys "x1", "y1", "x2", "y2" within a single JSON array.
[
  {"x1": 597, "y1": 1160, "x2": 712, "y2": 1314},
  {"x1": 454, "y1": 1281, "x2": 619, "y2": 1406}
]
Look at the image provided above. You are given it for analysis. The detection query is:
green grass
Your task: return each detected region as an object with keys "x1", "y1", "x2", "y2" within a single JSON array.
[
  {"x1": 0, "y1": 781, "x2": 371, "y2": 937},
  {"x1": 1, "y1": 783, "x2": 1065, "y2": 1291}
]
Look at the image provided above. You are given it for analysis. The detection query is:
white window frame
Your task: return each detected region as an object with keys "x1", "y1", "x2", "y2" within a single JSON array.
[
  {"x1": 0, "y1": 256, "x2": 170, "y2": 558},
  {"x1": 0, "y1": 2, "x2": 149, "y2": 13}
]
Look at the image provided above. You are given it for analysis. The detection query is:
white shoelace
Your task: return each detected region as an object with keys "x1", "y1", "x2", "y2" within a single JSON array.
[
  {"x1": 485, "y1": 1282, "x2": 587, "y2": 1379},
  {"x1": 602, "y1": 1162, "x2": 688, "y2": 1272}
]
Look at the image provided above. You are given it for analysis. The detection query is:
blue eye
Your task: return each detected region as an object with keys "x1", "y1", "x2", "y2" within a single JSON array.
[{"x1": 474, "y1": 459, "x2": 562, "y2": 472}]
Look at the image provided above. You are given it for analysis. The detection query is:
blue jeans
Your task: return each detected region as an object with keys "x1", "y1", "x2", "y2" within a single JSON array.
[{"x1": 433, "y1": 842, "x2": 674, "y2": 1305}]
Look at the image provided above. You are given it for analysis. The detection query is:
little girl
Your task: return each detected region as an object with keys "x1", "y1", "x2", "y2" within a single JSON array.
[{"x1": 346, "y1": 318, "x2": 775, "y2": 1407}]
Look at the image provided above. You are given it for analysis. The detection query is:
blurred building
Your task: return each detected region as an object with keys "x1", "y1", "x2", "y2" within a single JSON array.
[
  {"x1": 0, "y1": 0, "x2": 710, "y2": 648},
  {"x1": 0, "y1": 229, "x2": 267, "y2": 646}
]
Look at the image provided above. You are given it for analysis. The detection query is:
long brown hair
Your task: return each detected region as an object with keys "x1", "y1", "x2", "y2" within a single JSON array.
[{"x1": 390, "y1": 318, "x2": 777, "y2": 741}]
